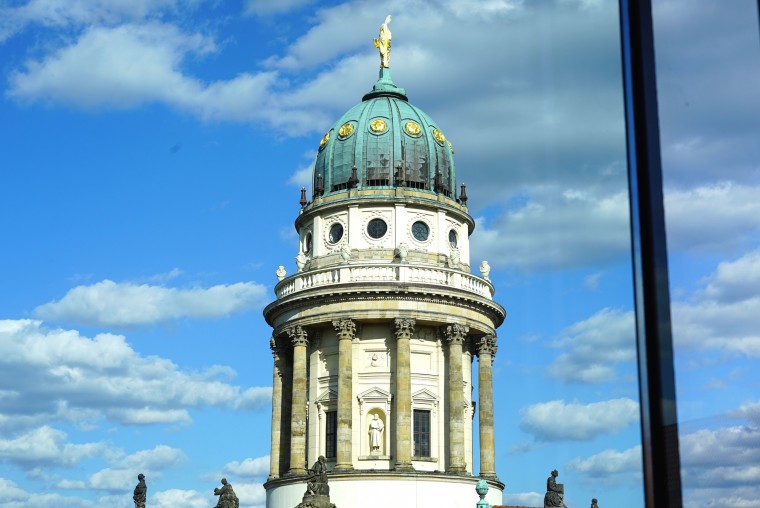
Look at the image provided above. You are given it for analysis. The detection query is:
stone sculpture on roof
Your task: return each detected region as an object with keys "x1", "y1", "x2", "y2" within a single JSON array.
[
  {"x1": 374, "y1": 15, "x2": 392, "y2": 68},
  {"x1": 544, "y1": 469, "x2": 567, "y2": 508}
]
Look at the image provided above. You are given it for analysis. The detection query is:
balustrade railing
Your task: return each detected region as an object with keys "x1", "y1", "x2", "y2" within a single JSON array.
[{"x1": 274, "y1": 262, "x2": 494, "y2": 300}]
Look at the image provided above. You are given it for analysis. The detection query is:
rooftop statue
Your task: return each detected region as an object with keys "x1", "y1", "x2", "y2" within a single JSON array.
[
  {"x1": 544, "y1": 469, "x2": 567, "y2": 508},
  {"x1": 296, "y1": 456, "x2": 336, "y2": 508},
  {"x1": 133, "y1": 473, "x2": 146, "y2": 508},
  {"x1": 373, "y1": 15, "x2": 392, "y2": 68},
  {"x1": 214, "y1": 478, "x2": 239, "y2": 508}
]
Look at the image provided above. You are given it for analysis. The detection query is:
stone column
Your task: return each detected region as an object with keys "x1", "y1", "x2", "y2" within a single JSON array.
[
  {"x1": 268, "y1": 338, "x2": 284, "y2": 480},
  {"x1": 443, "y1": 324, "x2": 468, "y2": 473},
  {"x1": 477, "y1": 334, "x2": 498, "y2": 478},
  {"x1": 393, "y1": 318, "x2": 415, "y2": 471},
  {"x1": 333, "y1": 318, "x2": 356, "y2": 471},
  {"x1": 286, "y1": 325, "x2": 309, "y2": 475}
]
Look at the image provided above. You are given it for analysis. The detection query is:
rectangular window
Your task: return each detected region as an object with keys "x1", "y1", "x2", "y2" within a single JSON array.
[
  {"x1": 413, "y1": 409, "x2": 430, "y2": 457},
  {"x1": 325, "y1": 410, "x2": 337, "y2": 459}
]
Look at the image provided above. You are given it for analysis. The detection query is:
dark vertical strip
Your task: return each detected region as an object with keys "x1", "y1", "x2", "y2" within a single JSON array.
[{"x1": 618, "y1": 1, "x2": 683, "y2": 506}]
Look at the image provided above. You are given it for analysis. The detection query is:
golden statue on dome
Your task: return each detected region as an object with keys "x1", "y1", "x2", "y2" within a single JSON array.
[{"x1": 373, "y1": 15, "x2": 392, "y2": 68}]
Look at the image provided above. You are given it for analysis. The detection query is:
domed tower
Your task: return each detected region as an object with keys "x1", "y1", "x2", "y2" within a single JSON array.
[{"x1": 264, "y1": 18, "x2": 505, "y2": 508}]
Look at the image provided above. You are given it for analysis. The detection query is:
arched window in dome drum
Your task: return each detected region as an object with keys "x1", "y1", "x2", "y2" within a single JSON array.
[
  {"x1": 434, "y1": 145, "x2": 452, "y2": 198},
  {"x1": 401, "y1": 136, "x2": 428, "y2": 190},
  {"x1": 331, "y1": 132, "x2": 356, "y2": 192},
  {"x1": 365, "y1": 132, "x2": 391, "y2": 187}
]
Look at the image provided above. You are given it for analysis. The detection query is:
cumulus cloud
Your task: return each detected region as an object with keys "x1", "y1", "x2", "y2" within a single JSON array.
[
  {"x1": 520, "y1": 398, "x2": 639, "y2": 441},
  {"x1": 548, "y1": 308, "x2": 636, "y2": 383},
  {"x1": 502, "y1": 492, "x2": 544, "y2": 507},
  {"x1": 678, "y1": 402, "x2": 760, "y2": 507},
  {"x1": 34, "y1": 279, "x2": 268, "y2": 327},
  {"x1": 0, "y1": 478, "x2": 97, "y2": 508},
  {"x1": 0, "y1": 426, "x2": 103, "y2": 468},
  {"x1": 566, "y1": 445, "x2": 642, "y2": 479},
  {"x1": 0, "y1": 319, "x2": 270, "y2": 434},
  {"x1": 89, "y1": 445, "x2": 184, "y2": 490},
  {"x1": 224, "y1": 456, "x2": 270, "y2": 478},
  {"x1": 671, "y1": 249, "x2": 760, "y2": 357},
  {"x1": 471, "y1": 184, "x2": 631, "y2": 271},
  {"x1": 664, "y1": 182, "x2": 760, "y2": 254}
]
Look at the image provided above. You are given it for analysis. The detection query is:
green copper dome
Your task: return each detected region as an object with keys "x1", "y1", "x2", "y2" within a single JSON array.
[{"x1": 312, "y1": 68, "x2": 458, "y2": 201}]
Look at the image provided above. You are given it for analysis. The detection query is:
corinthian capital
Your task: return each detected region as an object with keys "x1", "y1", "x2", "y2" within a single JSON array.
[
  {"x1": 393, "y1": 318, "x2": 416, "y2": 340},
  {"x1": 285, "y1": 325, "x2": 309, "y2": 347},
  {"x1": 333, "y1": 318, "x2": 357, "y2": 341},
  {"x1": 476, "y1": 334, "x2": 497, "y2": 356},
  {"x1": 442, "y1": 323, "x2": 469, "y2": 345}
]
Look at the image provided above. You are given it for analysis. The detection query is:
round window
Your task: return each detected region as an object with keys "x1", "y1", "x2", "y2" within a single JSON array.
[
  {"x1": 412, "y1": 221, "x2": 429, "y2": 242},
  {"x1": 367, "y1": 218, "x2": 388, "y2": 239},
  {"x1": 304, "y1": 232, "x2": 313, "y2": 254},
  {"x1": 448, "y1": 229, "x2": 458, "y2": 248},
  {"x1": 328, "y1": 223, "x2": 344, "y2": 244}
]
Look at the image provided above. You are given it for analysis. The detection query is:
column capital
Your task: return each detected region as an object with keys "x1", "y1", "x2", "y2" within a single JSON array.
[
  {"x1": 476, "y1": 334, "x2": 498, "y2": 357},
  {"x1": 393, "y1": 318, "x2": 416, "y2": 340},
  {"x1": 285, "y1": 325, "x2": 309, "y2": 348},
  {"x1": 442, "y1": 323, "x2": 470, "y2": 345},
  {"x1": 333, "y1": 318, "x2": 357, "y2": 341}
]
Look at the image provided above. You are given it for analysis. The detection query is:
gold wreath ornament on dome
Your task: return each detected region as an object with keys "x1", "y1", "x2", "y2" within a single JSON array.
[
  {"x1": 338, "y1": 123, "x2": 355, "y2": 138},
  {"x1": 404, "y1": 121, "x2": 421, "y2": 136},
  {"x1": 370, "y1": 118, "x2": 387, "y2": 133},
  {"x1": 448, "y1": 140, "x2": 454, "y2": 154},
  {"x1": 319, "y1": 131, "x2": 330, "y2": 149},
  {"x1": 433, "y1": 129, "x2": 446, "y2": 144}
]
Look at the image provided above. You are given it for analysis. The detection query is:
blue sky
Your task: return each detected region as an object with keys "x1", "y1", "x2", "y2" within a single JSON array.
[{"x1": 0, "y1": 1, "x2": 758, "y2": 507}]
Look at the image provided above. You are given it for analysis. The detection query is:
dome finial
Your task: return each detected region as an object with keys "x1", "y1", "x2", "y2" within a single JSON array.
[{"x1": 373, "y1": 15, "x2": 392, "y2": 68}]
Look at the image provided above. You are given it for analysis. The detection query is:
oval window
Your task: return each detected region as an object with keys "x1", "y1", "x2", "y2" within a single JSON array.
[
  {"x1": 448, "y1": 229, "x2": 458, "y2": 248},
  {"x1": 412, "y1": 221, "x2": 430, "y2": 241},
  {"x1": 328, "y1": 223, "x2": 344, "y2": 244},
  {"x1": 367, "y1": 218, "x2": 388, "y2": 239}
]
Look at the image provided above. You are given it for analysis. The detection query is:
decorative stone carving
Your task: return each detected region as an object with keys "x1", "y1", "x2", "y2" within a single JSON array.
[
  {"x1": 395, "y1": 242, "x2": 408, "y2": 262},
  {"x1": 332, "y1": 319, "x2": 356, "y2": 341},
  {"x1": 296, "y1": 252, "x2": 308, "y2": 272},
  {"x1": 133, "y1": 473, "x2": 146, "y2": 508},
  {"x1": 276, "y1": 265, "x2": 286, "y2": 281},
  {"x1": 295, "y1": 456, "x2": 336, "y2": 508},
  {"x1": 544, "y1": 469, "x2": 567, "y2": 508},
  {"x1": 479, "y1": 260, "x2": 491, "y2": 281},
  {"x1": 213, "y1": 478, "x2": 239, "y2": 508},
  {"x1": 286, "y1": 326, "x2": 309, "y2": 347},
  {"x1": 442, "y1": 323, "x2": 469, "y2": 345},
  {"x1": 393, "y1": 318, "x2": 415, "y2": 340},
  {"x1": 476, "y1": 335, "x2": 497, "y2": 357},
  {"x1": 475, "y1": 479, "x2": 491, "y2": 508},
  {"x1": 373, "y1": 15, "x2": 392, "y2": 68},
  {"x1": 448, "y1": 247, "x2": 461, "y2": 269},
  {"x1": 340, "y1": 244, "x2": 351, "y2": 263}
]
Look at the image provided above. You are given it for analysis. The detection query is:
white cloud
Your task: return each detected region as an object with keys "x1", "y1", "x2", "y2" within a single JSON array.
[
  {"x1": 0, "y1": 319, "x2": 270, "y2": 434},
  {"x1": 548, "y1": 308, "x2": 636, "y2": 383},
  {"x1": 502, "y1": 491, "x2": 544, "y2": 507},
  {"x1": 664, "y1": 182, "x2": 760, "y2": 254},
  {"x1": 566, "y1": 445, "x2": 642, "y2": 477},
  {"x1": 288, "y1": 164, "x2": 313, "y2": 188},
  {"x1": 89, "y1": 445, "x2": 184, "y2": 490},
  {"x1": 148, "y1": 488, "x2": 208, "y2": 508},
  {"x1": 233, "y1": 387, "x2": 272, "y2": 411},
  {"x1": 672, "y1": 249, "x2": 760, "y2": 357},
  {"x1": 224, "y1": 456, "x2": 270, "y2": 478},
  {"x1": 520, "y1": 398, "x2": 639, "y2": 441},
  {"x1": 0, "y1": 478, "x2": 97, "y2": 508},
  {"x1": 471, "y1": 184, "x2": 631, "y2": 271},
  {"x1": 0, "y1": 426, "x2": 103, "y2": 468},
  {"x1": 34, "y1": 279, "x2": 268, "y2": 326}
]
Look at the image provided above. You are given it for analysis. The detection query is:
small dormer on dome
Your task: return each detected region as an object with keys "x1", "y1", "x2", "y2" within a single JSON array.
[{"x1": 312, "y1": 68, "x2": 458, "y2": 201}]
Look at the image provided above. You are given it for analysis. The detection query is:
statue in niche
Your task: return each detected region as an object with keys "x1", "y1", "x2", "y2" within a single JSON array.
[
  {"x1": 133, "y1": 473, "x2": 146, "y2": 508},
  {"x1": 544, "y1": 469, "x2": 567, "y2": 508},
  {"x1": 213, "y1": 478, "x2": 239, "y2": 508},
  {"x1": 369, "y1": 413, "x2": 385, "y2": 453},
  {"x1": 373, "y1": 15, "x2": 392, "y2": 68}
]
